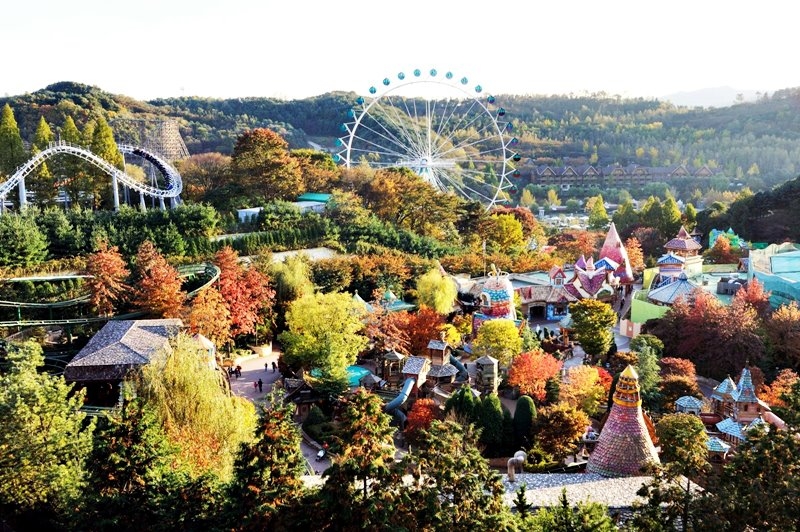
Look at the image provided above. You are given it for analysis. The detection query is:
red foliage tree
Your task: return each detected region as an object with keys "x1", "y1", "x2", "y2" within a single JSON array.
[
  {"x1": 624, "y1": 236, "x2": 645, "y2": 273},
  {"x1": 404, "y1": 398, "x2": 439, "y2": 446},
  {"x1": 133, "y1": 240, "x2": 185, "y2": 318},
  {"x1": 547, "y1": 230, "x2": 600, "y2": 263},
  {"x1": 658, "y1": 357, "x2": 697, "y2": 380},
  {"x1": 364, "y1": 307, "x2": 412, "y2": 356},
  {"x1": 405, "y1": 306, "x2": 446, "y2": 356},
  {"x1": 596, "y1": 367, "x2": 613, "y2": 395},
  {"x1": 215, "y1": 246, "x2": 275, "y2": 338},
  {"x1": 731, "y1": 277, "x2": 771, "y2": 321},
  {"x1": 85, "y1": 241, "x2": 130, "y2": 316},
  {"x1": 648, "y1": 289, "x2": 764, "y2": 380},
  {"x1": 507, "y1": 349, "x2": 563, "y2": 402}
]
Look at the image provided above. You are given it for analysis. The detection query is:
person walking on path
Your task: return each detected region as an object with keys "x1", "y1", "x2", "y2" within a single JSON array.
[
  {"x1": 253, "y1": 381, "x2": 258, "y2": 392},
  {"x1": 257, "y1": 378, "x2": 263, "y2": 393},
  {"x1": 265, "y1": 362, "x2": 269, "y2": 372},
  {"x1": 271, "y1": 361, "x2": 277, "y2": 373}
]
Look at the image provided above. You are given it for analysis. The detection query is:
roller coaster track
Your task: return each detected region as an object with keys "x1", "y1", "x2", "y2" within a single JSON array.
[
  {"x1": 0, "y1": 141, "x2": 183, "y2": 208},
  {"x1": 0, "y1": 262, "x2": 219, "y2": 327}
]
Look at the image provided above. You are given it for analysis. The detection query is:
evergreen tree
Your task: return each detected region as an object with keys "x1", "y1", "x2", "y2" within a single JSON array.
[
  {"x1": 318, "y1": 388, "x2": 409, "y2": 530},
  {"x1": 587, "y1": 194, "x2": 610, "y2": 230},
  {"x1": 58, "y1": 116, "x2": 89, "y2": 207},
  {"x1": 413, "y1": 420, "x2": 515, "y2": 531},
  {"x1": 524, "y1": 489, "x2": 615, "y2": 531},
  {"x1": 28, "y1": 116, "x2": 58, "y2": 207},
  {"x1": 444, "y1": 384, "x2": 478, "y2": 423},
  {"x1": 477, "y1": 393, "x2": 505, "y2": 456},
  {"x1": 90, "y1": 116, "x2": 124, "y2": 209},
  {"x1": 0, "y1": 212, "x2": 49, "y2": 267},
  {"x1": 0, "y1": 341, "x2": 95, "y2": 522},
  {"x1": 513, "y1": 395, "x2": 537, "y2": 449},
  {"x1": 227, "y1": 388, "x2": 306, "y2": 531},
  {"x1": 0, "y1": 103, "x2": 26, "y2": 176}
]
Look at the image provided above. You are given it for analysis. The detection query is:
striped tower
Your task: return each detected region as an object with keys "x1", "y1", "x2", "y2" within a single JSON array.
[{"x1": 587, "y1": 365, "x2": 660, "y2": 477}]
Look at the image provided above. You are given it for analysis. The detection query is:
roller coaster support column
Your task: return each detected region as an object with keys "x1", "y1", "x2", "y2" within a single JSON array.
[
  {"x1": 139, "y1": 192, "x2": 146, "y2": 210},
  {"x1": 112, "y1": 173, "x2": 120, "y2": 211},
  {"x1": 18, "y1": 177, "x2": 27, "y2": 209},
  {"x1": 0, "y1": 195, "x2": 5, "y2": 214},
  {"x1": 159, "y1": 197, "x2": 165, "y2": 210}
]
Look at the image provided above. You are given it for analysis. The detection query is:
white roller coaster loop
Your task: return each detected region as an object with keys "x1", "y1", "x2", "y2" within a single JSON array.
[{"x1": 0, "y1": 141, "x2": 183, "y2": 212}]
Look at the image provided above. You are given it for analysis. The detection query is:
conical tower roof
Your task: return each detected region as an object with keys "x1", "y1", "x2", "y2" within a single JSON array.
[
  {"x1": 587, "y1": 365, "x2": 660, "y2": 477},
  {"x1": 599, "y1": 222, "x2": 635, "y2": 283}
]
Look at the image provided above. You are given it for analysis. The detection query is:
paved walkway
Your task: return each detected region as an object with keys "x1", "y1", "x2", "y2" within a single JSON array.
[{"x1": 228, "y1": 346, "x2": 331, "y2": 474}]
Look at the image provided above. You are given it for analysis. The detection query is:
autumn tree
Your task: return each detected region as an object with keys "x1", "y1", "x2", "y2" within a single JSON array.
[
  {"x1": 404, "y1": 398, "x2": 439, "y2": 446},
  {"x1": 472, "y1": 318, "x2": 523, "y2": 368},
  {"x1": 484, "y1": 213, "x2": 525, "y2": 254},
  {"x1": 405, "y1": 306, "x2": 446, "y2": 356},
  {"x1": 175, "y1": 152, "x2": 232, "y2": 202},
  {"x1": 624, "y1": 236, "x2": 645, "y2": 273},
  {"x1": 0, "y1": 342, "x2": 95, "y2": 519},
  {"x1": 187, "y1": 286, "x2": 232, "y2": 348},
  {"x1": 132, "y1": 240, "x2": 186, "y2": 318},
  {"x1": 658, "y1": 357, "x2": 696, "y2": 379},
  {"x1": 415, "y1": 267, "x2": 458, "y2": 314},
  {"x1": 559, "y1": 365, "x2": 607, "y2": 416},
  {"x1": 85, "y1": 241, "x2": 130, "y2": 316},
  {"x1": 658, "y1": 375, "x2": 702, "y2": 412},
  {"x1": 764, "y1": 301, "x2": 800, "y2": 371},
  {"x1": 569, "y1": 299, "x2": 617, "y2": 362},
  {"x1": 760, "y1": 368, "x2": 798, "y2": 408},
  {"x1": 290, "y1": 148, "x2": 340, "y2": 192},
  {"x1": 587, "y1": 194, "x2": 610, "y2": 230},
  {"x1": 703, "y1": 234, "x2": 738, "y2": 264},
  {"x1": 731, "y1": 276, "x2": 771, "y2": 320},
  {"x1": 279, "y1": 292, "x2": 368, "y2": 397},
  {"x1": 532, "y1": 403, "x2": 590, "y2": 461},
  {"x1": 507, "y1": 348, "x2": 563, "y2": 402},
  {"x1": 547, "y1": 229, "x2": 599, "y2": 263},
  {"x1": 140, "y1": 333, "x2": 256, "y2": 477},
  {"x1": 215, "y1": 246, "x2": 275, "y2": 338},
  {"x1": 364, "y1": 306, "x2": 411, "y2": 356},
  {"x1": 89, "y1": 116, "x2": 124, "y2": 209},
  {"x1": 227, "y1": 388, "x2": 306, "y2": 531},
  {"x1": 230, "y1": 128, "x2": 303, "y2": 202}
]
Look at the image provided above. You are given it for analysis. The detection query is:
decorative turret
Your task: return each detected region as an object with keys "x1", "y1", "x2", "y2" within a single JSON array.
[
  {"x1": 587, "y1": 365, "x2": 660, "y2": 477},
  {"x1": 478, "y1": 265, "x2": 516, "y2": 320}
]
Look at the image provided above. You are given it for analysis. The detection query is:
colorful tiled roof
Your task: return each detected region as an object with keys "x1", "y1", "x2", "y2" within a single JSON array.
[
  {"x1": 736, "y1": 368, "x2": 759, "y2": 403},
  {"x1": 665, "y1": 226, "x2": 702, "y2": 251},
  {"x1": 706, "y1": 436, "x2": 731, "y2": 453},
  {"x1": 716, "y1": 418, "x2": 745, "y2": 441},
  {"x1": 594, "y1": 257, "x2": 620, "y2": 272},
  {"x1": 587, "y1": 365, "x2": 660, "y2": 477},
  {"x1": 676, "y1": 395, "x2": 703, "y2": 409},
  {"x1": 657, "y1": 252, "x2": 685, "y2": 265},
  {"x1": 712, "y1": 376, "x2": 739, "y2": 402},
  {"x1": 599, "y1": 222, "x2": 635, "y2": 283},
  {"x1": 746, "y1": 416, "x2": 767, "y2": 431},
  {"x1": 646, "y1": 273, "x2": 697, "y2": 305}
]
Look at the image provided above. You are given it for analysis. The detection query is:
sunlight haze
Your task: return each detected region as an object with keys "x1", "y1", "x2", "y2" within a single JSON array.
[{"x1": 3, "y1": 0, "x2": 796, "y2": 103}]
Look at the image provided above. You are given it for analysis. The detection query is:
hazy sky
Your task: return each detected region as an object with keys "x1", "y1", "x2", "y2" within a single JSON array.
[{"x1": 3, "y1": 0, "x2": 796, "y2": 101}]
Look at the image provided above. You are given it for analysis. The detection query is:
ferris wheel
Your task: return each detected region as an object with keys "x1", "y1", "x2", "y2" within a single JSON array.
[{"x1": 335, "y1": 69, "x2": 520, "y2": 209}]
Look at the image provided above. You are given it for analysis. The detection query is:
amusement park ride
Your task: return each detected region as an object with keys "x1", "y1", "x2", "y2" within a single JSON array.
[
  {"x1": 336, "y1": 68, "x2": 520, "y2": 209},
  {"x1": 0, "y1": 118, "x2": 186, "y2": 213}
]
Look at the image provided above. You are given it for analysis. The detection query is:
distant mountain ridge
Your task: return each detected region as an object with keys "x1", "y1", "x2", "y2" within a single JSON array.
[{"x1": 662, "y1": 86, "x2": 761, "y2": 108}]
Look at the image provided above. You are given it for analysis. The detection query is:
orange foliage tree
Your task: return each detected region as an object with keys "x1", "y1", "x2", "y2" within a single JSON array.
[
  {"x1": 85, "y1": 240, "x2": 130, "y2": 317},
  {"x1": 507, "y1": 349, "x2": 563, "y2": 402},
  {"x1": 732, "y1": 277, "x2": 772, "y2": 320},
  {"x1": 405, "y1": 306, "x2": 446, "y2": 356},
  {"x1": 658, "y1": 357, "x2": 696, "y2": 379},
  {"x1": 364, "y1": 307, "x2": 412, "y2": 356},
  {"x1": 187, "y1": 286, "x2": 232, "y2": 348},
  {"x1": 215, "y1": 246, "x2": 275, "y2": 338},
  {"x1": 132, "y1": 240, "x2": 185, "y2": 318},
  {"x1": 404, "y1": 398, "x2": 439, "y2": 446},
  {"x1": 764, "y1": 301, "x2": 800, "y2": 371},
  {"x1": 760, "y1": 368, "x2": 799, "y2": 408},
  {"x1": 624, "y1": 236, "x2": 645, "y2": 273}
]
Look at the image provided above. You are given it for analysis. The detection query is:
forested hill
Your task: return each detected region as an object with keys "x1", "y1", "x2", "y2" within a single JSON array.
[
  {"x1": 698, "y1": 174, "x2": 800, "y2": 244},
  {"x1": 4, "y1": 82, "x2": 800, "y2": 185}
]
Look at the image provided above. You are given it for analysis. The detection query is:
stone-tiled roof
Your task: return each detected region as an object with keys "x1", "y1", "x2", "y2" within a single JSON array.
[
  {"x1": 428, "y1": 364, "x2": 458, "y2": 378},
  {"x1": 402, "y1": 356, "x2": 429, "y2": 376},
  {"x1": 427, "y1": 340, "x2": 449, "y2": 351},
  {"x1": 475, "y1": 355, "x2": 499, "y2": 366},
  {"x1": 64, "y1": 319, "x2": 182, "y2": 382},
  {"x1": 519, "y1": 285, "x2": 578, "y2": 304}
]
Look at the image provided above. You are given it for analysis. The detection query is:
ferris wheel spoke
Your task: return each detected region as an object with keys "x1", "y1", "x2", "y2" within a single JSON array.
[
  {"x1": 352, "y1": 120, "x2": 424, "y2": 161},
  {"x1": 379, "y1": 96, "x2": 428, "y2": 157}
]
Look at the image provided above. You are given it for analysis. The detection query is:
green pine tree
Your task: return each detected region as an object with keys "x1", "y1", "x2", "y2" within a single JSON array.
[{"x1": 0, "y1": 103, "x2": 26, "y2": 176}]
